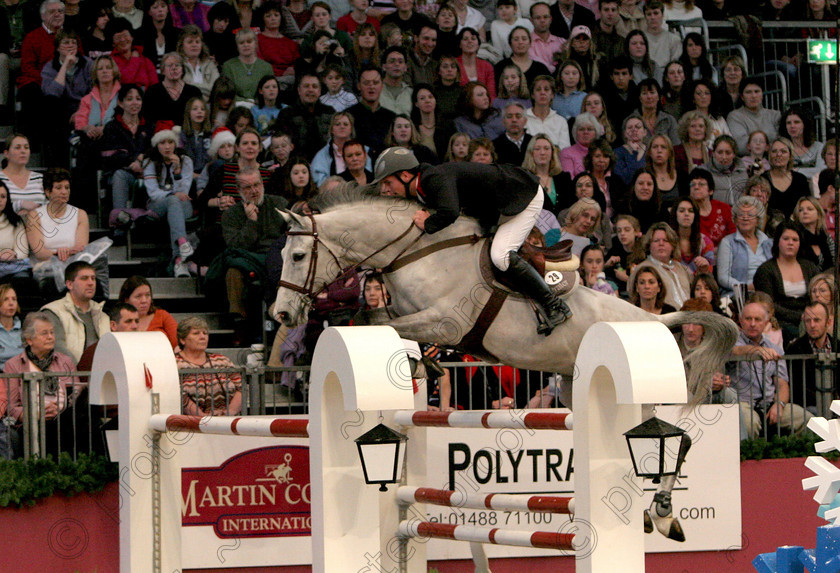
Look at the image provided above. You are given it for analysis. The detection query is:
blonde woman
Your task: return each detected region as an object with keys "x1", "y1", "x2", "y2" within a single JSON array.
[
  {"x1": 522, "y1": 133, "x2": 569, "y2": 216},
  {"x1": 674, "y1": 110, "x2": 711, "y2": 173},
  {"x1": 792, "y1": 196, "x2": 835, "y2": 271}
]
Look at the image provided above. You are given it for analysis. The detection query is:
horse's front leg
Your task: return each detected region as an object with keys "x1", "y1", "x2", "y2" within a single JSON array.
[{"x1": 645, "y1": 473, "x2": 686, "y2": 542}]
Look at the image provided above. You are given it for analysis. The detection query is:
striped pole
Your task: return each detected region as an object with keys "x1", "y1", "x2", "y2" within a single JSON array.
[
  {"x1": 398, "y1": 521, "x2": 574, "y2": 551},
  {"x1": 393, "y1": 410, "x2": 572, "y2": 431},
  {"x1": 397, "y1": 486, "x2": 574, "y2": 515},
  {"x1": 148, "y1": 414, "x2": 309, "y2": 438}
]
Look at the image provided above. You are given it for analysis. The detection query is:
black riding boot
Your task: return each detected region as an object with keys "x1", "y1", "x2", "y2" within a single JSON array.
[{"x1": 503, "y1": 251, "x2": 572, "y2": 335}]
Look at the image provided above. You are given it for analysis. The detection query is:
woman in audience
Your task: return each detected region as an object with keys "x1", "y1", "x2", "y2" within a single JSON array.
[
  {"x1": 176, "y1": 316, "x2": 242, "y2": 416},
  {"x1": 351, "y1": 22, "x2": 381, "y2": 69},
  {"x1": 525, "y1": 76, "x2": 570, "y2": 149},
  {"x1": 634, "y1": 221, "x2": 692, "y2": 310},
  {"x1": 705, "y1": 135, "x2": 747, "y2": 206},
  {"x1": 0, "y1": 285, "x2": 23, "y2": 368},
  {"x1": 645, "y1": 134, "x2": 686, "y2": 208},
  {"x1": 466, "y1": 138, "x2": 497, "y2": 163},
  {"x1": 621, "y1": 169, "x2": 667, "y2": 233},
  {"x1": 661, "y1": 61, "x2": 687, "y2": 120},
  {"x1": 143, "y1": 52, "x2": 203, "y2": 128},
  {"x1": 107, "y1": 18, "x2": 158, "y2": 89},
  {"x1": 119, "y1": 275, "x2": 178, "y2": 347},
  {"x1": 493, "y1": 26, "x2": 549, "y2": 89},
  {"x1": 635, "y1": 78, "x2": 679, "y2": 145},
  {"x1": 454, "y1": 81, "x2": 504, "y2": 140},
  {"x1": 181, "y1": 97, "x2": 212, "y2": 180},
  {"x1": 257, "y1": 1, "x2": 300, "y2": 82},
  {"x1": 456, "y1": 28, "x2": 495, "y2": 98},
  {"x1": 585, "y1": 138, "x2": 624, "y2": 219},
  {"x1": 558, "y1": 25, "x2": 599, "y2": 89},
  {"x1": 809, "y1": 272, "x2": 836, "y2": 316},
  {"x1": 689, "y1": 167, "x2": 735, "y2": 247},
  {"x1": 434, "y1": 4, "x2": 459, "y2": 57},
  {"x1": 208, "y1": 77, "x2": 236, "y2": 128},
  {"x1": 754, "y1": 221, "x2": 821, "y2": 343},
  {"x1": 522, "y1": 134, "x2": 569, "y2": 218},
  {"x1": 301, "y1": 2, "x2": 352, "y2": 54},
  {"x1": 552, "y1": 60, "x2": 587, "y2": 121},
  {"x1": 337, "y1": 141, "x2": 372, "y2": 185},
  {"x1": 581, "y1": 92, "x2": 615, "y2": 145},
  {"x1": 692, "y1": 273, "x2": 734, "y2": 318},
  {"x1": 493, "y1": 65, "x2": 531, "y2": 111},
  {"x1": 225, "y1": 106, "x2": 256, "y2": 135},
  {"x1": 384, "y1": 114, "x2": 438, "y2": 164},
  {"x1": 84, "y1": 6, "x2": 113, "y2": 58},
  {"x1": 614, "y1": 116, "x2": 647, "y2": 185},
  {"x1": 629, "y1": 265, "x2": 675, "y2": 315},
  {"x1": 75, "y1": 56, "x2": 122, "y2": 143},
  {"x1": 685, "y1": 79, "x2": 730, "y2": 146},
  {"x1": 560, "y1": 197, "x2": 603, "y2": 255},
  {"x1": 626, "y1": 30, "x2": 659, "y2": 84},
  {"x1": 434, "y1": 55, "x2": 463, "y2": 121},
  {"x1": 282, "y1": 0, "x2": 312, "y2": 39},
  {"x1": 674, "y1": 110, "x2": 710, "y2": 173},
  {"x1": 559, "y1": 112, "x2": 601, "y2": 177},
  {"x1": 411, "y1": 84, "x2": 451, "y2": 158},
  {"x1": 716, "y1": 56, "x2": 746, "y2": 116},
  {"x1": 444, "y1": 132, "x2": 471, "y2": 162},
  {"x1": 670, "y1": 196, "x2": 714, "y2": 274},
  {"x1": 294, "y1": 29, "x2": 350, "y2": 80},
  {"x1": 716, "y1": 195, "x2": 772, "y2": 297},
  {"x1": 450, "y1": 0, "x2": 487, "y2": 41},
  {"x1": 140, "y1": 0, "x2": 178, "y2": 73},
  {"x1": 744, "y1": 175, "x2": 783, "y2": 236},
  {"x1": 202, "y1": 127, "x2": 271, "y2": 218},
  {"x1": 204, "y1": 2, "x2": 238, "y2": 64},
  {"x1": 178, "y1": 25, "x2": 220, "y2": 100},
  {"x1": 283, "y1": 158, "x2": 318, "y2": 205},
  {"x1": 0, "y1": 182, "x2": 30, "y2": 286},
  {"x1": 221, "y1": 28, "x2": 274, "y2": 103},
  {"x1": 779, "y1": 107, "x2": 824, "y2": 177},
  {"x1": 763, "y1": 137, "x2": 812, "y2": 219},
  {"x1": 792, "y1": 196, "x2": 835, "y2": 272},
  {"x1": 0, "y1": 134, "x2": 44, "y2": 213},
  {"x1": 312, "y1": 112, "x2": 361, "y2": 186},
  {"x1": 678, "y1": 33, "x2": 714, "y2": 82}
]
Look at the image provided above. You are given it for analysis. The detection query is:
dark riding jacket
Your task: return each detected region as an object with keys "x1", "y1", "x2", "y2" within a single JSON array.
[{"x1": 416, "y1": 162, "x2": 540, "y2": 235}]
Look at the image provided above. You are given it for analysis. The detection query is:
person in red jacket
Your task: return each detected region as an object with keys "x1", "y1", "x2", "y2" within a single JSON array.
[{"x1": 107, "y1": 18, "x2": 159, "y2": 90}]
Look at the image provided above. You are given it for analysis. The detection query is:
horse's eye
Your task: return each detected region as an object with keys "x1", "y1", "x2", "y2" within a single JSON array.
[{"x1": 293, "y1": 253, "x2": 305, "y2": 262}]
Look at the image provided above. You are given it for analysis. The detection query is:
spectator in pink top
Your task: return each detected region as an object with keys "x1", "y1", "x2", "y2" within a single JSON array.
[
  {"x1": 170, "y1": 0, "x2": 211, "y2": 31},
  {"x1": 559, "y1": 112, "x2": 602, "y2": 177},
  {"x1": 456, "y1": 27, "x2": 495, "y2": 99}
]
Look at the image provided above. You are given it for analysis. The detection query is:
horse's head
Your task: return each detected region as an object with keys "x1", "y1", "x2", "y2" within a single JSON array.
[{"x1": 272, "y1": 209, "x2": 343, "y2": 327}]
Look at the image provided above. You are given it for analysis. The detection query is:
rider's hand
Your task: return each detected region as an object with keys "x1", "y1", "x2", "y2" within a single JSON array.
[{"x1": 412, "y1": 210, "x2": 430, "y2": 230}]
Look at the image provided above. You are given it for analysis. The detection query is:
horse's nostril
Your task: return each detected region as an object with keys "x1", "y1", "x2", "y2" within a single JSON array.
[{"x1": 279, "y1": 311, "x2": 290, "y2": 323}]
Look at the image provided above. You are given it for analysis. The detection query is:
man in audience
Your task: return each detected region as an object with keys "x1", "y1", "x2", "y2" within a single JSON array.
[
  {"x1": 381, "y1": 0, "x2": 432, "y2": 35},
  {"x1": 602, "y1": 56, "x2": 637, "y2": 132},
  {"x1": 221, "y1": 168, "x2": 288, "y2": 344},
  {"x1": 529, "y1": 2, "x2": 565, "y2": 74},
  {"x1": 41, "y1": 262, "x2": 110, "y2": 364},
  {"x1": 17, "y1": 0, "x2": 65, "y2": 146},
  {"x1": 730, "y1": 301, "x2": 811, "y2": 439},
  {"x1": 275, "y1": 73, "x2": 336, "y2": 160},
  {"x1": 493, "y1": 102, "x2": 531, "y2": 165},
  {"x1": 593, "y1": 0, "x2": 624, "y2": 64},
  {"x1": 644, "y1": 0, "x2": 681, "y2": 69},
  {"x1": 380, "y1": 46, "x2": 413, "y2": 115},
  {"x1": 787, "y1": 301, "x2": 837, "y2": 416},
  {"x1": 549, "y1": 0, "x2": 596, "y2": 40},
  {"x1": 727, "y1": 77, "x2": 781, "y2": 155},
  {"x1": 408, "y1": 23, "x2": 438, "y2": 86},
  {"x1": 347, "y1": 66, "x2": 396, "y2": 160},
  {"x1": 76, "y1": 302, "x2": 141, "y2": 375}
]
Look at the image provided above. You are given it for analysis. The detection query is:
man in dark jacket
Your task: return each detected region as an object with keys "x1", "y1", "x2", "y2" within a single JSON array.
[
  {"x1": 493, "y1": 102, "x2": 531, "y2": 166},
  {"x1": 273, "y1": 73, "x2": 335, "y2": 160},
  {"x1": 374, "y1": 146, "x2": 571, "y2": 334},
  {"x1": 787, "y1": 301, "x2": 837, "y2": 416}
]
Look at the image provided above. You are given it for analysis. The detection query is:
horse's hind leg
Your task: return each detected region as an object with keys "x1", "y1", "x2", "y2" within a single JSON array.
[
  {"x1": 383, "y1": 308, "x2": 452, "y2": 344},
  {"x1": 352, "y1": 307, "x2": 396, "y2": 326}
]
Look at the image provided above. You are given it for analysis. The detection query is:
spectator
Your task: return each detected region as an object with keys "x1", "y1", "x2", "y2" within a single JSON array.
[
  {"x1": 678, "y1": 32, "x2": 714, "y2": 83},
  {"x1": 691, "y1": 272, "x2": 733, "y2": 318},
  {"x1": 816, "y1": 168, "x2": 837, "y2": 237},
  {"x1": 644, "y1": 1, "x2": 681, "y2": 69},
  {"x1": 0, "y1": 181, "x2": 30, "y2": 304},
  {"x1": 522, "y1": 133, "x2": 569, "y2": 216},
  {"x1": 490, "y1": 0, "x2": 532, "y2": 58},
  {"x1": 605, "y1": 213, "x2": 641, "y2": 294},
  {"x1": 754, "y1": 221, "x2": 821, "y2": 344},
  {"x1": 300, "y1": 2, "x2": 352, "y2": 54},
  {"x1": 626, "y1": 30, "x2": 659, "y2": 84},
  {"x1": 350, "y1": 22, "x2": 380, "y2": 70},
  {"x1": 727, "y1": 77, "x2": 781, "y2": 155},
  {"x1": 41, "y1": 262, "x2": 109, "y2": 363},
  {"x1": 17, "y1": 0, "x2": 65, "y2": 147},
  {"x1": 467, "y1": 137, "x2": 497, "y2": 163},
  {"x1": 312, "y1": 111, "x2": 371, "y2": 185},
  {"x1": 139, "y1": 0, "x2": 179, "y2": 74},
  {"x1": 218, "y1": 168, "x2": 288, "y2": 342},
  {"x1": 347, "y1": 67, "x2": 396, "y2": 159},
  {"x1": 792, "y1": 196, "x2": 835, "y2": 272},
  {"x1": 380, "y1": 46, "x2": 412, "y2": 116},
  {"x1": 221, "y1": 28, "x2": 273, "y2": 103},
  {"x1": 526, "y1": 76, "x2": 570, "y2": 149},
  {"x1": 787, "y1": 301, "x2": 837, "y2": 415},
  {"x1": 444, "y1": 132, "x2": 471, "y2": 162},
  {"x1": 0, "y1": 133, "x2": 45, "y2": 213},
  {"x1": 660, "y1": 61, "x2": 686, "y2": 120},
  {"x1": 75, "y1": 302, "x2": 141, "y2": 376},
  {"x1": 180, "y1": 97, "x2": 212, "y2": 179},
  {"x1": 493, "y1": 102, "x2": 531, "y2": 165},
  {"x1": 118, "y1": 275, "x2": 178, "y2": 348},
  {"x1": 177, "y1": 25, "x2": 220, "y2": 100},
  {"x1": 557, "y1": 172, "x2": 611, "y2": 246},
  {"x1": 716, "y1": 55, "x2": 746, "y2": 117},
  {"x1": 454, "y1": 81, "x2": 504, "y2": 141},
  {"x1": 434, "y1": 54, "x2": 462, "y2": 121},
  {"x1": 409, "y1": 22, "x2": 437, "y2": 86},
  {"x1": 338, "y1": 140, "x2": 373, "y2": 185},
  {"x1": 256, "y1": 1, "x2": 299, "y2": 81},
  {"x1": 762, "y1": 137, "x2": 811, "y2": 219},
  {"x1": 560, "y1": 111, "x2": 600, "y2": 176},
  {"x1": 616, "y1": 0, "x2": 645, "y2": 37},
  {"x1": 281, "y1": 158, "x2": 317, "y2": 203},
  {"x1": 731, "y1": 301, "x2": 811, "y2": 439},
  {"x1": 529, "y1": 2, "x2": 564, "y2": 74},
  {"x1": 560, "y1": 197, "x2": 601, "y2": 255},
  {"x1": 613, "y1": 115, "x2": 647, "y2": 185},
  {"x1": 808, "y1": 272, "x2": 836, "y2": 325},
  {"x1": 75, "y1": 56, "x2": 121, "y2": 146},
  {"x1": 112, "y1": 0, "x2": 143, "y2": 29},
  {"x1": 433, "y1": 4, "x2": 459, "y2": 57},
  {"x1": 319, "y1": 63, "x2": 357, "y2": 113},
  {"x1": 143, "y1": 52, "x2": 202, "y2": 128},
  {"x1": 689, "y1": 167, "x2": 735, "y2": 247},
  {"x1": 337, "y1": 0, "x2": 381, "y2": 35},
  {"x1": 274, "y1": 73, "x2": 335, "y2": 160},
  {"x1": 381, "y1": 0, "x2": 431, "y2": 36},
  {"x1": 450, "y1": 0, "x2": 487, "y2": 41},
  {"x1": 585, "y1": 137, "x2": 624, "y2": 219},
  {"x1": 558, "y1": 25, "x2": 599, "y2": 89},
  {"x1": 602, "y1": 57, "x2": 637, "y2": 134},
  {"x1": 743, "y1": 130, "x2": 771, "y2": 177},
  {"x1": 644, "y1": 133, "x2": 685, "y2": 210},
  {"x1": 663, "y1": 0, "x2": 703, "y2": 20},
  {"x1": 674, "y1": 110, "x2": 710, "y2": 173},
  {"x1": 108, "y1": 18, "x2": 159, "y2": 90},
  {"x1": 670, "y1": 196, "x2": 714, "y2": 274},
  {"x1": 716, "y1": 195, "x2": 773, "y2": 296},
  {"x1": 493, "y1": 64, "x2": 531, "y2": 112},
  {"x1": 549, "y1": 0, "x2": 596, "y2": 40},
  {"x1": 208, "y1": 76, "x2": 235, "y2": 128},
  {"x1": 456, "y1": 28, "x2": 495, "y2": 98},
  {"x1": 620, "y1": 168, "x2": 667, "y2": 233},
  {"x1": 704, "y1": 134, "x2": 746, "y2": 206},
  {"x1": 687, "y1": 78, "x2": 731, "y2": 147},
  {"x1": 592, "y1": 0, "x2": 623, "y2": 64},
  {"x1": 0, "y1": 285, "x2": 22, "y2": 369},
  {"x1": 170, "y1": 0, "x2": 210, "y2": 31},
  {"x1": 3, "y1": 311, "x2": 81, "y2": 457},
  {"x1": 203, "y1": 1, "x2": 238, "y2": 65},
  {"x1": 225, "y1": 106, "x2": 256, "y2": 136},
  {"x1": 629, "y1": 265, "x2": 675, "y2": 315},
  {"x1": 552, "y1": 60, "x2": 587, "y2": 121},
  {"x1": 175, "y1": 316, "x2": 242, "y2": 416},
  {"x1": 411, "y1": 83, "x2": 450, "y2": 158},
  {"x1": 632, "y1": 221, "x2": 692, "y2": 309},
  {"x1": 635, "y1": 77, "x2": 679, "y2": 145},
  {"x1": 779, "y1": 107, "x2": 824, "y2": 178},
  {"x1": 385, "y1": 114, "x2": 437, "y2": 163},
  {"x1": 495, "y1": 27, "x2": 550, "y2": 91},
  {"x1": 229, "y1": 0, "x2": 258, "y2": 30},
  {"x1": 744, "y1": 174, "x2": 784, "y2": 238},
  {"x1": 579, "y1": 243, "x2": 617, "y2": 295}
]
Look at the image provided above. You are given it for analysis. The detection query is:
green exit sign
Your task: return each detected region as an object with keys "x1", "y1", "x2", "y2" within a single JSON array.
[{"x1": 808, "y1": 39, "x2": 839, "y2": 64}]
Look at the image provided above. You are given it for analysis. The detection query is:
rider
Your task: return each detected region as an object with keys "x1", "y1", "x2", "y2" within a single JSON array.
[{"x1": 373, "y1": 147, "x2": 572, "y2": 334}]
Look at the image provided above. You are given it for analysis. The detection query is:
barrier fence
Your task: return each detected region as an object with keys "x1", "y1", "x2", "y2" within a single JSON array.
[{"x1": 0, "y1": 353, "x2": 835, "y2": 461}]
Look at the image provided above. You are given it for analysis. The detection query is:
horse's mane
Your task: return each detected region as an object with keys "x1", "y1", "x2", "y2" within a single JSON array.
[{"x1": 306, "y1": 183, "x2": 418, "y2": 214}]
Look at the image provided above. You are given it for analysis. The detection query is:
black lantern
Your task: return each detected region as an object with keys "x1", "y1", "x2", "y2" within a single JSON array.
[
  {"x1": 624, "y1": 416, "x2": 691, "y2": 484},
  {"x1": 355, "y1": 423, "x2": 408, "y2": 491}
]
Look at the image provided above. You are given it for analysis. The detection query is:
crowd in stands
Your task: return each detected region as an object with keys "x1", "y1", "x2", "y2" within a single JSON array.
[{"x1": 0, "y1": 0, "x2": 838, "y2": 458}]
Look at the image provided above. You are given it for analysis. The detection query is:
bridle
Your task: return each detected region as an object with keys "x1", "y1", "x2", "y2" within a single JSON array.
[{"x1": 277, "y1": 210, "x2": 423, "y2": 305}]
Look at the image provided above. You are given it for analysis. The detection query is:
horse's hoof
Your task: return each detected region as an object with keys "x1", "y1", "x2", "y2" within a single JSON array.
[
  {"x1": 643, "y1": 510, "x2": 653, "y2": 534},
  {"x1": 652, "y1": 514, "x2": 686, "y2": 542},
  {"x1": 408, "y1": 356, "x2": 426, "y2": 379}
]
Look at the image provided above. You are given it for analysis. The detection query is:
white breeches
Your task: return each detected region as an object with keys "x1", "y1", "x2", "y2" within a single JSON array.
[{"x1": 490, "y1": 188, "x2": 543, "y2": 271}]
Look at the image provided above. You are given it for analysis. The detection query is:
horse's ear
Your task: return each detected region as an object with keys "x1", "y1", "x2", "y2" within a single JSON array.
[{"x1": 277, "y1": 209, "x2": 306, "y2": 228}]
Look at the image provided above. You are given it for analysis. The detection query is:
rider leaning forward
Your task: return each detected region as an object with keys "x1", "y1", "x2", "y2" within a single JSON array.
[{"x1": 372, "y1": 147, "x2": 572, "y2": 334}]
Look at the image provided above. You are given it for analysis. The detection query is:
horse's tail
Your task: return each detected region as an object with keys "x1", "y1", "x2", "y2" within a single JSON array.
[{"x1": 658, "y1": 311, "x2": 739, "y2": 409}]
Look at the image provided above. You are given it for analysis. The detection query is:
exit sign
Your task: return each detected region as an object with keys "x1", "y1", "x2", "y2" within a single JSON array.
[{"x1": 808, "y1": 39, "x2": 839, "y2": 64}]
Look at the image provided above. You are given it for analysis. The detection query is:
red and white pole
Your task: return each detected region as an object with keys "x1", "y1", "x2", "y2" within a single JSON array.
[
  {"x1": 398, "y1": 521, "x2": 575, "y2": 551},
  {"x1": 393, "y1": 410, "x2": 573, "y2": 431},
  {"x1": 148, "y1": 414, "x2": 309, "y2": 438},
  {"x1": 397, "y1": 486, "x2": 574, "y2": 514}
]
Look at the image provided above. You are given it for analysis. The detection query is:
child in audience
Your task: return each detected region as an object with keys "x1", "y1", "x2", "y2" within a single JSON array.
[
  {"x1": 605, "y1": 214, "x2": 642, "y2": 295},
  {"x1": 490, "y1": 0, "x2": 533, "y2": 58},
  {"x1": 196, "y1": 129, "x2": 235, "y2": 194},
  {"x1": 467, "y1": 137, "x2": 497, "y2": 164},
  {"x1": 208, "y1": 76, "x2": 236, "y2": 128},
  {"x1": 580, "y1": 244, "x2": 618, "y2": 296},
  {"x1": 181, "y1": 97, "x2": 212, "y2": 180},
  {"x1": 319, "y1": 64, "x2": 358, "y2": 112},
  {"x1": 444, "y1": 132, "x2": 471, "y2": 162},
  {"x1": 742, "y1": 130, "x2": 770, "y2": 177},
  {"x1": 282, "y1": 158, "x2": 317, "y2": 204},
  {"x1": 251, "y1": 76, "x2": 284, "y2": 135},
  {"x1": 492, "y1": 65, "x2": 531, "y2": 111}
]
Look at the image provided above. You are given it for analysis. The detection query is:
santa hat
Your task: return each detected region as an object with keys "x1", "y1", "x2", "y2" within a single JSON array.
[
  {"x1": 208, "y1": 128, "x2": 236, "y2": 159},
  {"x1": 151, "y1": 120, "x2": 182, "y2": 147}
]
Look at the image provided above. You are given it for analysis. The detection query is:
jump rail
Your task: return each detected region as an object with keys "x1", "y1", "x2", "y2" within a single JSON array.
[
  {"x1": 393, "y1": 410, "x2": 573, "y2": 430},
  {"x1": 147, "y1": 414, "x2": 310, "y2": 438},
  {"x1": 397, "y1": 486, "x2": 575, "y2": 514},
  {"x1": 397, "y1": 521, "x2": 576, "y2": 551}
]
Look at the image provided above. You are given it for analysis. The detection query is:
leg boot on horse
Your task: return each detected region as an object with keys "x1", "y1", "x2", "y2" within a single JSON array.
[{"x1": 502, "y1": 251, "x2": 572, "y2": 336}]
